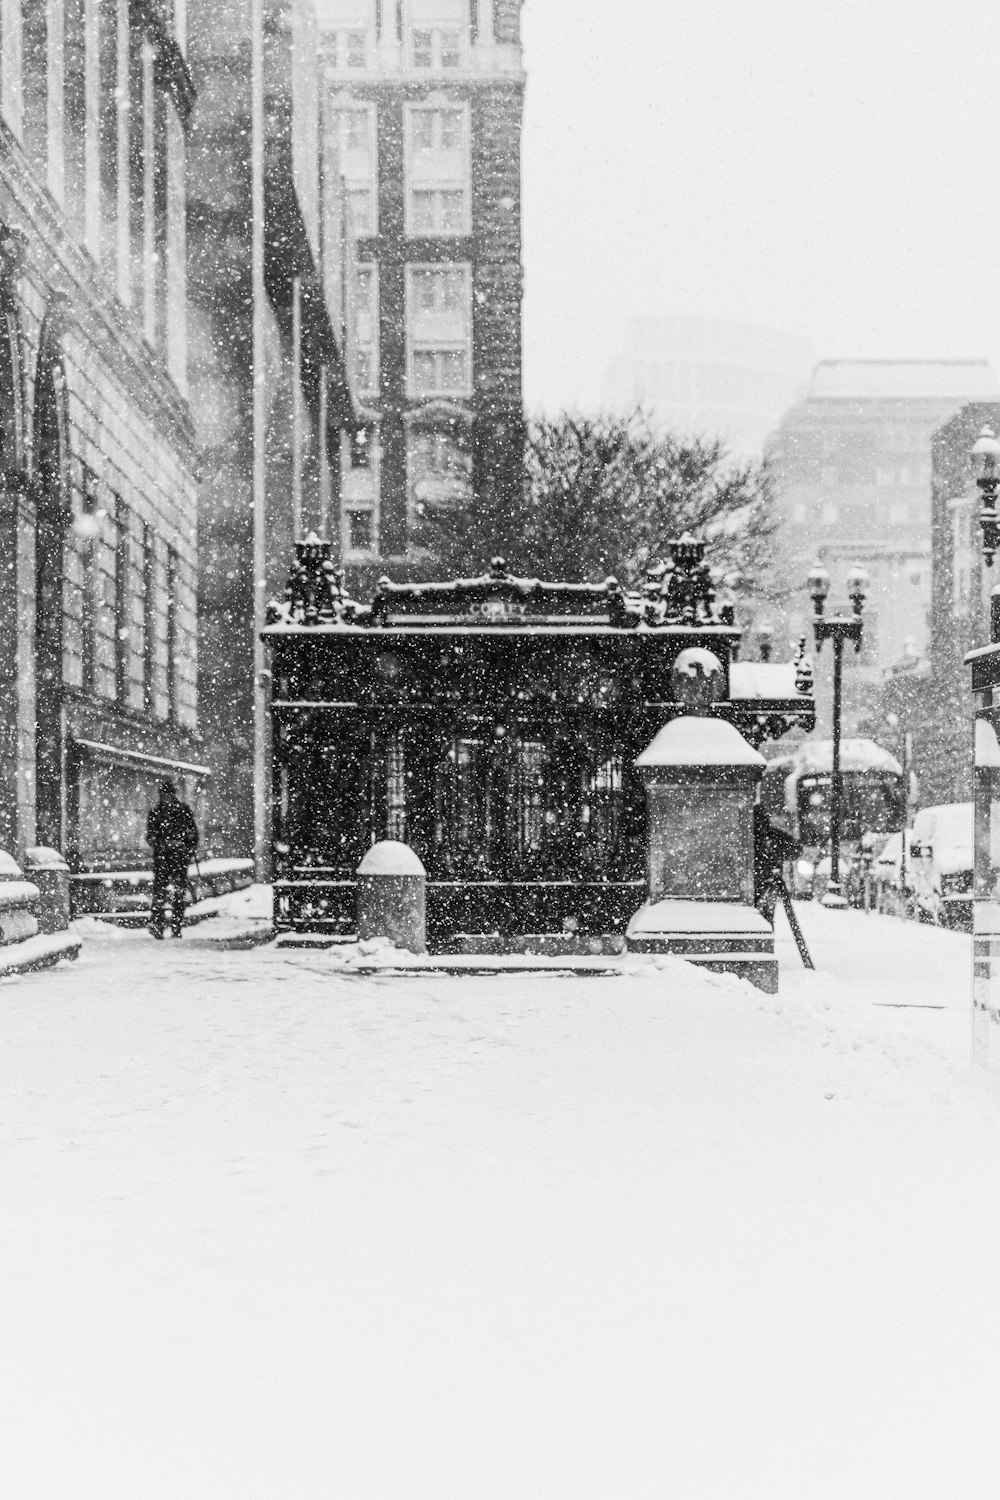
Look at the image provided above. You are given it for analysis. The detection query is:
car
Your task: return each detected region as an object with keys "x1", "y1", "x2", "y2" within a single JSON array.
[
  {"x1": 909, "y1": 803, "x2": 973, "y2": 929},
  {"x1": 871, "y1": 831, "x2": 913, "y2": 917},
  {"x1": 788, "y1": 852, "x2": 818, "y2": 899},
  {"x1": 809, "y1": 851, "x2": 855, "y2": 903}
]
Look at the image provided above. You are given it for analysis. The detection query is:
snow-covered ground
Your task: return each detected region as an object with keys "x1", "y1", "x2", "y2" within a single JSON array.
[{"x1": 0, "y1": 901, "x2": 996, "y2": 1498}]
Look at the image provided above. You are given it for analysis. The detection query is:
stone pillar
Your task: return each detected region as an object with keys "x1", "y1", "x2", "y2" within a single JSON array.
[
  {"x1": 0, "y1": 482, "x2": 20, "y2": 853},
  {"x1": 0, "y1": 478, "x2": 34, "y2": 855},
  {"x1": 625, "y1": 715, "x2": 778, "y2": 993},
  {"x1": 637, "y1": 716, "x2": 764, "y2": 903},
  {"x1": 356, "y1": 841, "x2": 426, "y2": 954},
  {"x1": 22, "y1": 846, "x2": 71, "y2": 933},
  {"x1": 0, "y1": 849, "x2": 38, "y2": 945}
]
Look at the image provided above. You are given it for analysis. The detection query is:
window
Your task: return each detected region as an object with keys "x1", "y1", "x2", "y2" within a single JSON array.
[
  {"x1": 515, "y1": 741, "x2": 547, "y2": 853},
  {"x1": 374, "y1": 731, "x2": 406, "y2": 841},
  {"x1": 121, "y1": 510, "x2": 150, "y2": 713},
  {"x1": 348, "y1": 510, "x2": 373, "y2": 552},
  {"x1": 952, "y1": 498, "x2": 974, "y2": 618},
  {"x1": 346, "y1": 190, "x2": 372, "y2": 236},
  {"x1": 405, "y1": 104, "x2": 470, "y2": 236},
  {"x1": 150, "y1": 537, "x2": 170, "y2": 721},
  {"x1": 409, "y1": 26, "x2": 463, "y2": 69},
  {"x1": 1, "y1": 0, "x2": 24, "y2": 139},
  {"x1": 114, "y1": 501, "x2": 130, "y2": 705},
  {"x1": 331, "y1": 27, "x2": 370, "y2": 69},
  {"x1": 353, "y1": 265, "x2": 378, "y2": 395},
  {"x1": 343, "y1": 425, "x2": 379, "y2": 556},
  {"x1": 454, "y1": 739, "x2": 487, "y2": 848},
  {"x1": 440, "y1": 29, "x2": 460, "y2": 66},
  {"x1": 331, "y1": 104, "x2": 377, "y2": 236},
  {"x1": 406, "y1": 265, "x2": 472, "y2": 397},
  {"x1": 350, "y1": 426, "x2": 372, "y2": 469},
  {"x1": 588, "y1": 754, "x2": 623, "y2": 858},
  {"x1": 68, "y1": 474, "x2": 120, "y2": 702},
  {"x1": 407, "y1": 428, "x2": 472, "y2": 516}
]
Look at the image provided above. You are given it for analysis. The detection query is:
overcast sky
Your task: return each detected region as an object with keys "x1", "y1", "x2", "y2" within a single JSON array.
[{"x1": 521, "y1": 0, "x2": 1000, "y2": 413}]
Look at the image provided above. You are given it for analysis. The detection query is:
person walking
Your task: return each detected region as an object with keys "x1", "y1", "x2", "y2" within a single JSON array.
[
  {"x1": 753, "y1": 801, "x2": 800, "y2": 925},
  {"x1": 146, "y1": 780, "x2": 199, "y2": 938}
]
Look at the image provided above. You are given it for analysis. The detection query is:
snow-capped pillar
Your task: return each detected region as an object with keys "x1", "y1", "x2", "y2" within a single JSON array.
[
  {"x1": 22, "y1": 847, "x2": 71, "y2": 934},
  {"x1": 356, "y1": 840, "x2": 427, "y2": 954},
  {"x1": 634, "y1": 716, "x2": 765, "y2": 905}
]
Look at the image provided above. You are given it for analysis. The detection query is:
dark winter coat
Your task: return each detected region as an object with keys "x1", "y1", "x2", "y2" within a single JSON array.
[
  {"x1": 753, "y1": 805, "x2": 799, "y2": 898},
  {"x1": 146, "y1": 798, "x2": 199, "y2": 860}
]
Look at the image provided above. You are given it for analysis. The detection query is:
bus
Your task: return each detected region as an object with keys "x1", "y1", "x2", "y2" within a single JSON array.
[{"x1": 759, "y1": 738, "x2": 909, "y2": 900}]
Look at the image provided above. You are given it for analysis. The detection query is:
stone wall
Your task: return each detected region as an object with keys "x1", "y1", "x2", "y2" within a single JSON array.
[{"x1": 0, "y1": 0, "x2": 202, "y2": 870}]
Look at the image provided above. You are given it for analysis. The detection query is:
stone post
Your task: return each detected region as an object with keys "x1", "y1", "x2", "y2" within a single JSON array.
[
  {"x1": 637, "y1": 716, "x2": 764, "y2": 903},
  {"x1": 22, "y1": 846, "x2": 71, "y2": 933},
  {"x1": 356, "y1": 841, "x2": 427, "y2": 954},
  {"x1": 625, "y1": 715, "x2": 778, "y2": 993}
]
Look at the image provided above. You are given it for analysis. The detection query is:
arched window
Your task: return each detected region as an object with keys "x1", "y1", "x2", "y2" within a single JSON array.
[{"x1": 32, "y1": 311, "x2": 70, "y2": 505}]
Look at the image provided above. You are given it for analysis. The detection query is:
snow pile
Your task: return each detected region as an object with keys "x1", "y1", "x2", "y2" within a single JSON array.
[
  {"x1": 770, "y1": 736, "x2": 903, "y2": 777},
  {"x1": 0, "y1": 904, "x2": 997, "y2": 1498}
]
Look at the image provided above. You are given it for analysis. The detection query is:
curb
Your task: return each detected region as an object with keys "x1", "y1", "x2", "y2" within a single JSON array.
[{"x1": 0, "y1": 931, "x2": 82, "y2": 977}]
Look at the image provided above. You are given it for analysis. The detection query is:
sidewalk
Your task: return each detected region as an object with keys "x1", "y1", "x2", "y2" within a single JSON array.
[{"x1": 0, "y1": 901, "x2": 991, "y2": 1499}]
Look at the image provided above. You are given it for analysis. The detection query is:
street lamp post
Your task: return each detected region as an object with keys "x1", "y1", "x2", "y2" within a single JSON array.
[
  {"x1": 972, "y1": 425, "x2": 1000, "y2": 642},
  {"x1": 808, "y1": 560, "x2": 868, "y2": 909}
]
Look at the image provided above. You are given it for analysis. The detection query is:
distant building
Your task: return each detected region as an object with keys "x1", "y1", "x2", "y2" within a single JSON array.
[
  {"x1": 602, "y1": 317, "x2": 813, "y2": 463},
  {"x1": 315, "y1": 0, "x2": 526, "y2": 580},
  {"x1": 769, "y1": 360, "x2": 1000, "y2": 677},
  {"x1": 0, "y1": 1, "x2": 201, "y2": 874}
]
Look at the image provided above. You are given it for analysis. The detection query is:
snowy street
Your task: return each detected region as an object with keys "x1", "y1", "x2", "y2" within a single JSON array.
[{"x1": 0, "y1": 905, "x2": 996, "y2": 1497}]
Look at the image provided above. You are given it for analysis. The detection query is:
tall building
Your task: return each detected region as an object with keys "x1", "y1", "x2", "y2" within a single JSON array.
[
  {"x1": 769, "y1": 360, "x2": 1000, "y2": 676},
  {"x1": 187, "y1": 0, "x2": 355, "y2": 855},
  {"x1": 602, "y1": 317, "x2": 813, "y2": 463},
  {"x1": 316, "y1": 0, "x2": 525, "y2": 580},
  {"x1": 0, "y1": 1, "x2": 201, "y2": 875}
]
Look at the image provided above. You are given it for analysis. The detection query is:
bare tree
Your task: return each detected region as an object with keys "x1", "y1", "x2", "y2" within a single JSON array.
[{"x1": 415, "y1": 410, "x2": 782, "y2": 600}]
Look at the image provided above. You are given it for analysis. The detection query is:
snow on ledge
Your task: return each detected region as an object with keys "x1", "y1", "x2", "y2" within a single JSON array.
[
  {"x1": 357, "y1": 841, "x2": 426, "y2": 877},
  {"x1": 636, "y1": 716, "x2": 765, "y2": 769},
  {"x1": 627, "y1": 899, "x2": 772, "y2": 935}
]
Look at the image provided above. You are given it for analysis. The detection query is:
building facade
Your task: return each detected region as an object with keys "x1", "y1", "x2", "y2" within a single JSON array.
[
  {"x1": 0, "y1": 0, "x2": 201, "y2": 874},
  {"x1": 316, "y1": 0, "x2": 525, "y2": 583},
  {"x1": 187, "y1": 0, "x2": 355, "y2": 856},
  {"x1": 769, "y1": 360, "x2": 1000, "y2": 681},
  {"x1": 913, "y1": 400, "x2": 1000, "y2": 805},
  {"x1": 602, "y1": 317, "x2": 813, "y2": 465}
]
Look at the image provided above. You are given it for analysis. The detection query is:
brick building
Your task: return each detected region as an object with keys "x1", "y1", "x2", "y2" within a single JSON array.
[
  {"x1": 919, "y1": 401, "x2": 1000, "y2": 804},
  {"x1": 0, "y1": 1, "x2": 202, "y2": 875},
  {"x1": 769, "y1": 360, "x2": 999, "y2": 676},
  {"x1": 317, "y1": 0, "x2": 525, "y2": 581}
]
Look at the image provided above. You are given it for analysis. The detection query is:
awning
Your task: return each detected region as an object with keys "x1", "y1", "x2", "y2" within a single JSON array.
[{"x1": 72, "y1": 738, "x2": 212, "y2": 779}]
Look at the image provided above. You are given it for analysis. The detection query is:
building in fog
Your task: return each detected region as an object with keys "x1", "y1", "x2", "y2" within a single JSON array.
[
  {"x1": 602, "y1": 317, "x2": 813, "y2": 463},
  {"x1": 0, "y1": 1, "x2": 201, "y2": 875},
  {"x1": 316, "y1": 0, "x2": 525, "y2": 580},
  {"x1": 769, "y1": 360, "x2": 1000, "y2": 678},
  {"x1": 187, "y1": 0, "x2": 355, "y2": 855}
]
